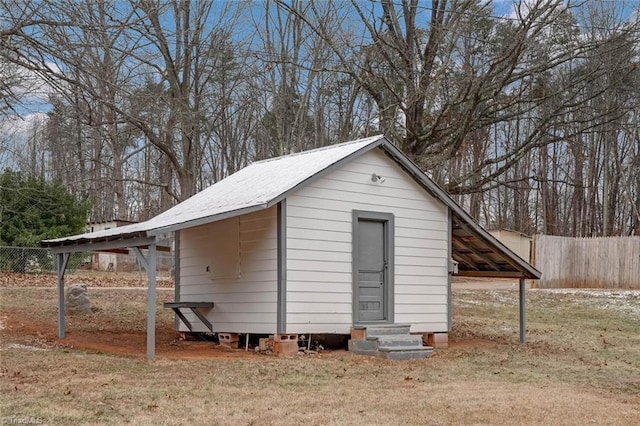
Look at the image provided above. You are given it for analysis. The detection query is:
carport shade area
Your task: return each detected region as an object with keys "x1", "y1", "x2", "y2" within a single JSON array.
[
  {"x1": 451, "y1": 212, "x2": 539, "y2": 279},
  {"x1": 449, "y1": 211, "x2": 541, "y2": 348},
  {"x1": 44, "y1": 232, "x2": 171, "y2": 360}
]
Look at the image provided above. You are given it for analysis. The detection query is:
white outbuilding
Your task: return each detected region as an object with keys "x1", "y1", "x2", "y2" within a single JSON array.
[{"x1": 43, "y1": 135, "x2": 540, "y2": 359}]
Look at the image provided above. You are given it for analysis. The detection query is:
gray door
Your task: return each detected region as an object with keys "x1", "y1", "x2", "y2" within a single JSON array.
[{"x1": 355, "y1": 219, "x2": 387, "y2": 322}]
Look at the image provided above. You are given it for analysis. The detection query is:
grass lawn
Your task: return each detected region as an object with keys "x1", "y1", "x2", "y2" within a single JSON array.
[{"x1": 1, "y1": 280, "x2": 639, "y2": 425}]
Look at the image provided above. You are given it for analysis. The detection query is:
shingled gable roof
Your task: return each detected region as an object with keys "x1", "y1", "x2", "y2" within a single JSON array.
[{"x1": 42, "y1": 134, "x2": 541, "y2": 279}]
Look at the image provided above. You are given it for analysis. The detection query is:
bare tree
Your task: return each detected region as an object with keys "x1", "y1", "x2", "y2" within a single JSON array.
[
  {"x1": 275, "y1": 1, "x2": 629, "y2": 193},
  {"x1": 2, "y1": 0, "x2": 255, "y2": 216}
]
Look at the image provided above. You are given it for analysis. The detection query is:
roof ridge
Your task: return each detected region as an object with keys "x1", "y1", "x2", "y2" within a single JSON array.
[{"x1": 251, "y1": 134, "x2": 385, "y2": 165}]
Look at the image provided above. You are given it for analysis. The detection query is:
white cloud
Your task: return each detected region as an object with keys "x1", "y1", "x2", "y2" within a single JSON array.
[
  {"x1": 505, "y1": 0, "x2": 539, "y2": 20},
  {"x1": 0, "y1": 112, "x2": 48, "y2": 135},
  {"x1": 0, "y1": 112, "x2": 48, "y2": 170},
  {"x1": 2, "y1": 60, "x2": 60, "y2": 117},
  {"x1": 502, "y1": 0, "x2": 569, "y2": 21}
]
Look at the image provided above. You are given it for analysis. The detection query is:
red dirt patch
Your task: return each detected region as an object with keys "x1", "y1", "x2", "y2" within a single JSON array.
[{"x1": 1, "y1": 307, "x2": 259, "y2": 359}]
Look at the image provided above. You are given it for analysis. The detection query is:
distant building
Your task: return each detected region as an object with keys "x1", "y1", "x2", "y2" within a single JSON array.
[
  {"x1": 87, "y1": 220, "x2": 138, "y2": 271},
  {"x1": 487, "y1": 229, "x2": 532, "y2": 263}
]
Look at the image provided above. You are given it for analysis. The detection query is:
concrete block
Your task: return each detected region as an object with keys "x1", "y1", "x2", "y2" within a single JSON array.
[
  {"x1": 259, "y1": 337, "x2": 273, "y2": 351},
  {"x1": 424, "y1": 333, "x2": 448, "y2": 348},
  {"x1": 274, "y1": 340, "x2": 299, "y2": 357},
  {"x1": 350, "y1": 327, "x2": 366, "y2": 341},
  {"x1": 219, "y1": 333, "x2": 239, "y2": 349},
  {"x1": 274, "y1": 333, "x2": 297, "y2": 342}
]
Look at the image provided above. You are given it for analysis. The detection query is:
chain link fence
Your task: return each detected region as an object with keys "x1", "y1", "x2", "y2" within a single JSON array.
[{"x1": 0, "y1": 246, "x2": 173, "y2": 274}]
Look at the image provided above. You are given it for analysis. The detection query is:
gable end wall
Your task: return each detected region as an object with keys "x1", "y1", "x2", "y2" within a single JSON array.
[{"x1": 285, "y1": 148, "x2": 449, "y2": 334}]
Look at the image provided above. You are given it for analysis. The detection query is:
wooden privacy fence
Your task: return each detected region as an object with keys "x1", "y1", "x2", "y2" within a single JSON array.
[{"x1": 533, "y1": 235, "x2": 640, "y2": 289}]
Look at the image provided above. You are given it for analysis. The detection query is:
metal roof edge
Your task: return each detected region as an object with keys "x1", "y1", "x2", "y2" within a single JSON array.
[
  {"x1": 41, "y1": 227, "x2": 150, "y2": 246},
  {"x1": 377, "y1": 140, "x2": 542, "y2": 280},
  {"x1": 87, "y1": 219, "x2": 139, "y2": 225},
  {"x1": 43, "y1": 234, "x2": 156, "y2": 254},
  {"x1": 146, "y1": 204, "x2": 269, "y2": 236}
]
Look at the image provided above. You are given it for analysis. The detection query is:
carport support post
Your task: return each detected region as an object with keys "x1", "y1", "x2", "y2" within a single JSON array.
[
  {"x1": 57, "y1": 252, "x2": 70, "y2": 338},
  {"x1": 519, "y1": 278, "x2": 526, "y2": 343},
  {"x1": 134, "y1": 244, "x2": 157, "y2": 360},
  {"x1": 146, "y1": 245, "x2": 157, "y2": 360}
]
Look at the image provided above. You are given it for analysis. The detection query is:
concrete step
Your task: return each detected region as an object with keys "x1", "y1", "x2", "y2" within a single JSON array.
[
  {"x1": 350, "y1": 334, "x2": 423, "y2": 352},
  {"x1": 378, "y1": 346, "x2": 433, "y2": 360},
  {"x1": 350, "y1": 347, "x2": 433, "y2": 360},
  {"x1": 349, "y1": 324, "x2": 433, "y2": 360},
  {"x1": 369, "y1": 334, "x2": 423, "y2": 347},
  {"x1": 363, "y1": 324, "x2": 411, "y2": 337}
]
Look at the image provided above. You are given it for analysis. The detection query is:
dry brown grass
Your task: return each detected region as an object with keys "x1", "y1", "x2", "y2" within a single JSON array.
[{"x1": 1, "y1": 281, "x2": 639, "y2": 425}]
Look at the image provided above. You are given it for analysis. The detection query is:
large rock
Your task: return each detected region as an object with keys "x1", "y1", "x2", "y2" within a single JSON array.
[{"x1": 66, "y1": 283, "x2": 91, "y2": 314}]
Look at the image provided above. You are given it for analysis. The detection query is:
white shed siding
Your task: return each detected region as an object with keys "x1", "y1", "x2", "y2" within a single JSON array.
[
  {"x1": 178, "y1": 207, "x2": 278, "y2": 333},
  {"x1": 285, "y1": 148, "x2": 449, "y2": 334}
]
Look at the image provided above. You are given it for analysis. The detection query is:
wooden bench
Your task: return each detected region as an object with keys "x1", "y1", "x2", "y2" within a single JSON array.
[{"x1": 163, "y1": 302, "x2": 214, "y2": 332}]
